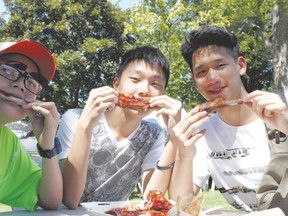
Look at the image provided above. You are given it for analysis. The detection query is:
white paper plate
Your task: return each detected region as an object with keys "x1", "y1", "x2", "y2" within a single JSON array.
[{"x1": 81, "y1": 201, "x2": 145, "y2": 216}]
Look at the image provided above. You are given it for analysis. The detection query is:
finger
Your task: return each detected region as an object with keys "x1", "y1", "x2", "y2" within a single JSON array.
[
  {"x1": 250, "y1": 94, "x2": 285, "y2": 117},
  {"x1": 32, "y1": 105, "x2": 59, "y2": 123},
  {"x1": 89, "y1": 87, "x2": 118, "y2": 99},
  {"x1": 263, "y1": 103, "x2": 287, "y2": 116},
  {"x1": 96, "y1": 101, "x2": 117, "y2": 112},
  {"x1": 150, "y1": 95, "x2": 182, "y2": 110},
  {"x1": 87, "y1": 89, "x2": 118, "y2": 108},
  {"x1": 176, "y1": 107, "x2": 206, "y2": 130},
  {"x1": 178, "y1": 115, "x2": 209, "y2": 141},
  {"x1": 173, "y1": 112, "x2": 209, "y2": 141},
  {"x1": 246, "y1": 90, "x2": 264, "y2": 100},
  {"x1": 184, "y1": 129, "x2": 206, "y2": 147},
  {"x1": 28, "y1": 102, "x2": 59, "y2": 121}
]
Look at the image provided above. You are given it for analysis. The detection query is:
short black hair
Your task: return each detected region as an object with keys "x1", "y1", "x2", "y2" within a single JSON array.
[
  {"x1": 116, "y1": 46, "x2": 170, "y2": 88},
  {"x1": 181, "y1": 26, "x2": 240, "y2": 72}
]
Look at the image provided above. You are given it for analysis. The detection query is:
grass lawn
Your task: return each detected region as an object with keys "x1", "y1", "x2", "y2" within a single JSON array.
[{"x1": 200, "y1": 190, "x2": 236, "y2": 211}]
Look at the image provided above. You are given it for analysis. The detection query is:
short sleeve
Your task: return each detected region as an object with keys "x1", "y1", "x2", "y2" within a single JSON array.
[
  {"x1": 192, "y1": 139, "x2": 210, "y2": 188},
  {"x1": 141, "y1": 129, "x2": 166, "y2": 173},
  {"x1": 57, "y1": 109, "x2": 82, "y2": 160}
]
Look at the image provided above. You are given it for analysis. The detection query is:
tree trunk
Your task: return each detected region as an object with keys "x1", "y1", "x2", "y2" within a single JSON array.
[{"x1": 272, "y1": 2, "x2": 288, "y2": 89}]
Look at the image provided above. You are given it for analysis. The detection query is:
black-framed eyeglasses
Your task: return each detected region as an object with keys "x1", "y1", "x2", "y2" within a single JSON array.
[{"x1": 0, "y1": 62, "x2": 48, "y2": 95}]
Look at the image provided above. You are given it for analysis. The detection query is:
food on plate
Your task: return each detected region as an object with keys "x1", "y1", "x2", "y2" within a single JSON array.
[
  {"x1": 198, "y1": 98, "x2": 245, "y2": 112},
  {"x1": 105, "y1": 190, "x2": 173, "y2": 216},
  {"x1": 118, "y1": 93, "x2": 151, "y2": 111},
  {"x1": 105, "y1": 208, "x2": 167, "y2": 216},
  {"x1": 177, "y1": 194, "x2": 203, "y2": 216},
  {"x1": 145, "y1": 190, "x2": 173, "y2": 212}
]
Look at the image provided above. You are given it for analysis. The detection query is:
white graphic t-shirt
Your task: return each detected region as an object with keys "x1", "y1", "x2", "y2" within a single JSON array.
[
  {"x1": 57, "y1": 109, "x2": 166, "y2": 202},
  {"x1": 193, "y1": 113, "x2": 270, "y2": 211}
]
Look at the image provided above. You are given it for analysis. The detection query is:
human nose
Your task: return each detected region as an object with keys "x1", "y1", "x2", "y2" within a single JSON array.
[
  {"x1": 11, "y1": 77, "x2": 26, "y2": 92},
  {"x1": 206, "y1": 68, "x2": 220, "y2": 84},
  {"x1": 137, "y1": 81, "x2": 151, "y2": 97}
]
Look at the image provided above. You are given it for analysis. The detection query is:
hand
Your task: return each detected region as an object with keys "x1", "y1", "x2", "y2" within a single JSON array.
[
  {"x1": 23, "y1": 100, "x2": 60, "y2": 150},
  {"x1": 172, "y1": 106, "x2": 209, "y2": 158},
  {"x1": 246, "y1": 90, "x2": 288, "y2": 133},
  {"x1": 78, "y1": 86, "x2": 118, "y2": 129},
  {"x1": 149, "y1": 95, "x2": 182, "y2": 135}
]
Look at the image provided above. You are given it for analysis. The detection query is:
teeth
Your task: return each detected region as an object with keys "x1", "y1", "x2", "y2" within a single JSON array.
[{"x1": 210, "y1": 89, "x2": 220, "y2": 92}]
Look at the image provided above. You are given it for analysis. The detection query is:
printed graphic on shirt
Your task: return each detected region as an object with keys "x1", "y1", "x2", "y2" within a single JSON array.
[
  {"x1": 209, "y1": 147, "x2": 251, "y2": 160},
  {"x1": 223, "y1": 166, "x2": 266, "y2": 176},
  {"x1": 218, "y1": 186, "x2": 256, "y2": 194},
  {"x1": 231, "y1": 201, "x2": 258, "y2": 211},
  {"x1": 81, "y1": 120, "x2": 162, "y2": 202}
]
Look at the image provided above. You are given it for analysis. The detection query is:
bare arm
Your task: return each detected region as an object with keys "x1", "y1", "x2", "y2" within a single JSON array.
[
  {"x1": 143, "y1": 140, "x2": 178, "y2": 198},
  {"x1": 24, "y1": 101, "x2": 62, "y2": 210},
  {"x1": 247, "y1": 90, "x2": 288, "y2": 134},
  {"x1": 60, "y1": 87, "x2": 118, "y2": 209},
  {"x1": 59, "y1": 124, "x2": 92, "y2": 208},
  {"x1": 142, "y1": 96, "x2": 182, "y2": 198},
  {"x1": 169, "y1": 107, "x2": 209, "y2": 200}
]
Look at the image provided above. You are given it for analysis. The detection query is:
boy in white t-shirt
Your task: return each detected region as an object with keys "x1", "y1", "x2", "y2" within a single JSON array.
[
  {"x1": 168, "y1": 26, "x2": 288, "y2": 212},
  {"x1": 57, "y1": 46, "x2": 182, "y2": 209}
]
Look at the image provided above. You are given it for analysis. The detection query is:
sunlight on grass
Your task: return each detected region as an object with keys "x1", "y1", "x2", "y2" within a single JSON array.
[{"x1": 200, "y1": 190, "x2": 236, "y2": 211}]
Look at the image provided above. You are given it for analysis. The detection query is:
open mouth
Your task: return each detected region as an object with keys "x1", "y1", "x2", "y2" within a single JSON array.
[
  {"x1": 208, "y1": 86, "x2": 225, "y2": 94},
  {"x1": 0, "y1": 91, "x2": 26, "y2": 106}
]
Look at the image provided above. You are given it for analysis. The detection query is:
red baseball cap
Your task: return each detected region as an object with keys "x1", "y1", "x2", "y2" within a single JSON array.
[{"x1": 0, "y1": 40, "x2": 56, "y2": 81}]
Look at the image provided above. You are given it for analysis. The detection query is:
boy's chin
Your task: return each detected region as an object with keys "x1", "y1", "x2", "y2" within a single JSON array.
[
  {"x1": 0, "y1": 111, "x2": 26, "y2": 125},
  {"x1": 124, "y1": 107, "x2": 152, "y2": 116}
]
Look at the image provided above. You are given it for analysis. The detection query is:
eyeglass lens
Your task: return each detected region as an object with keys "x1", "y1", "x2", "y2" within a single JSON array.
[{"x1": 0, "y1": 63, "x2": 43, "y2": 94}]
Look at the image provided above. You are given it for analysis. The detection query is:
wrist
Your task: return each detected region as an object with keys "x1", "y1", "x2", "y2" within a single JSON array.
[
  {"x1": 77, "y1": 119, "x2": 94, "y2": 135},
  {"x1": 156, "y1": 160, "x2": 175, "y2": 170},
  {"x1": 37, "y1": 137, "x2": 62, "y2": 159}
]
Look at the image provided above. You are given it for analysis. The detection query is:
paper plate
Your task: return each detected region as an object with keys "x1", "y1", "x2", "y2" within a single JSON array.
[{"x1": 81, "y1": 201, "x2": 145, "y2": 216}]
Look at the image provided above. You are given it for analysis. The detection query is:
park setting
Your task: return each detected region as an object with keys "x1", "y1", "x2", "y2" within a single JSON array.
[
  {"x1": 0, "y1": 0, "x2": 287, "y2": 215},
  {"x1": 0, "y1": 0, "x2": 287, "y2": 113}
]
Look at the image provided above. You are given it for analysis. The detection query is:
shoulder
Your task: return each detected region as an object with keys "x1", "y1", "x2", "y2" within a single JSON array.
[
  {"x1": 141, "y1": 118, "x2": 163, "y2": 130},
  {"x1": 0, "y1": 126, "x2": 18, "y2": 139},
  {"x1": 63, "y1": 108, "x2": 83, "y2": 117},
  {"x1": 61, "y1": 108, "x2": 83, "y2": 121}
]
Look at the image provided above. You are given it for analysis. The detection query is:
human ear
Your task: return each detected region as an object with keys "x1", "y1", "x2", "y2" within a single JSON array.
[
  {"x1": 113, "y1": 77, "x2": 120, "y2": 90},
  {"x1": 238, "y1": 56, "x2": 247, "y2": 76}
]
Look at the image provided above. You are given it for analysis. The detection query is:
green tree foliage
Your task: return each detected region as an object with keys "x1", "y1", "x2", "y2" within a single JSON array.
[
  {"x1": 0, "y1": 0, "x2": 126, "y2": 113},
  {"x1": 1, "y1": 0, "x2": 286, "y2": 113},
  {"x1": 124, "y1": 0, "x2": 203, "y2": 108},
  {"x1": 124, "y1": 0, "x2": 287, "y2": 109}
]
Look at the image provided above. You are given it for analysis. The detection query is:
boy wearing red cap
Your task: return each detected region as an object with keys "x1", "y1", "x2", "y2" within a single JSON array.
[{"x1": 0, "y1": 40, "x2": 63, "y2": 211}]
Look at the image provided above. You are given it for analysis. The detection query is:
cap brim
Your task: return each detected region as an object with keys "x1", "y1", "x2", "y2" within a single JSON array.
[{"x1": 0, "y1": 40, "x2": 56, "y2": 81}]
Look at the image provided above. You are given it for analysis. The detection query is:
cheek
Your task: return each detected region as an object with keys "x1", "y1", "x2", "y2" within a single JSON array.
[
  {"x1": 24, "y1": 92, "x2": 37, "y2": 100},
  {"x1": 117, "y1": 82, "x2": 136, "y2": 93},
  {"x1": 193, "y1": 78, "x2": 204, "y2": 91},
  {"x1": 150, "y1": 88, "x2": 164, "y2": 97},
  {"x1": 0, "y1": 78, "x2": 9, "y2": 88}
]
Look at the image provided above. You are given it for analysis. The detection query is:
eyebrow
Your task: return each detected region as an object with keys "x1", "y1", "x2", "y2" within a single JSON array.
[{"x1": 130, "y1": 69, "x2": 165, "y2": 81}]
